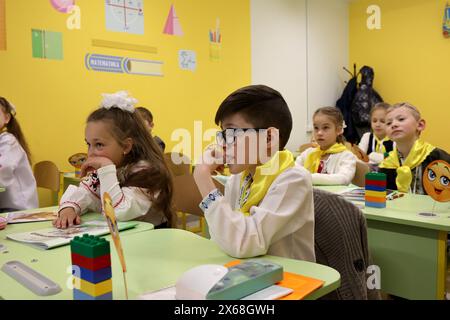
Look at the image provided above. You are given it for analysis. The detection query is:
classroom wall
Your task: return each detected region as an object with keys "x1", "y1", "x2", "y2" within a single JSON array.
[
  {"x1": 350, "y1": 0, "x2": 450, "y2": 151},
  {"x1": 251, "y1": 0, "x2": 349, "y2": 151},
  {"x1": 0, "y1": 0, "x2": 251, "y2": 172}
]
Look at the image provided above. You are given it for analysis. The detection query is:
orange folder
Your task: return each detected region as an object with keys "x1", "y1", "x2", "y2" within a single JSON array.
[{"x1": 225, "y1": 260, "x2": 325, "y2": 300}]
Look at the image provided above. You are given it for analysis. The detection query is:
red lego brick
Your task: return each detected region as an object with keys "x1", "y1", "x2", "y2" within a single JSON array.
[
  {"x1": 71, "y1": 253, "x2": 111, "y2": 271},
  {"x1": 365, "y1": 179, "x2": 387, "y2": 188}
]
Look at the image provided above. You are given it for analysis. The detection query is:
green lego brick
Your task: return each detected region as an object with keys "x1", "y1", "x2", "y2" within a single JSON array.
[
  {"x1": 365, "y1": 172, "x2": 387, "y2": 181},
  {"x1": 70, "y1": 234, "x2": 110, "y2": 259}
]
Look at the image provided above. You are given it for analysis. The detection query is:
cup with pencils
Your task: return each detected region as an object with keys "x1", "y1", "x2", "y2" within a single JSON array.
[{"x1": 209, "y1": 18, "x2": 222, "y2": 61}]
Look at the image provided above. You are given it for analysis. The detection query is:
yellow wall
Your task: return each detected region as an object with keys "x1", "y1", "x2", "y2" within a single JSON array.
[
  {"x1": 350, "y1": 0, "x2": 450, "y2": 151},
  {"x1": 0, "y1": 0, "x2": 251, "y2": 171}
]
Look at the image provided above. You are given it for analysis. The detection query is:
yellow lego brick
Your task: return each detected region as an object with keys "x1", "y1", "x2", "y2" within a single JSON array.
[
  {"x1": 365, "y1": 190, "x2": 386, "y2": 198},
  {"x1": 74, "y1": 277, "x2": 112, "y2": 297}
]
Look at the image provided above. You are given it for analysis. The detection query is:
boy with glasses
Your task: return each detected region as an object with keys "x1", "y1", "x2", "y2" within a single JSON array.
[{"x1": 194, "y1": 85, "x2": 315, "y2": 261}]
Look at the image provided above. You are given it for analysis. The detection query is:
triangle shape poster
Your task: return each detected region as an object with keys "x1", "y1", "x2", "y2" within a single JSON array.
[{"x1": 163, "y1": 4, "x2": 183, "y2": 36}]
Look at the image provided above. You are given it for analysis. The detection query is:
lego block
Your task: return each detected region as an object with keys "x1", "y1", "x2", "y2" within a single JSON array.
[
  {"x1": 70, "y1": 234, "x2": 110, "y2": 258},
  {"x1": 71, "y1": 253, "x2": 111, "y2": 271},
  {"x1": 76, "y1": 266, "x2": 112, "y2": 284},
  {"x1": 365, "y1": 201, "x2": 386, "y2": 208},
  {"x1": 365, "y1": 179, "x2": 387, "y2": 187},
  {"x1": 365, "y1": 196, "x2": 386, "y2": 203},
  {"x1": 365, "y1": 172, "x2": 387, "y2": 181},
  {"x1": 365, "y1": 190, "x2": 387, "y2": 198},
  {"x1": 73, "y1": 289, "x2": 113, "y2": 300},
  {"x1": 365, "y1": 185, "x2": 387, "y2": 192},
  {"x1": 74, "y1": 277, "x2": 112, "y2": 297}
]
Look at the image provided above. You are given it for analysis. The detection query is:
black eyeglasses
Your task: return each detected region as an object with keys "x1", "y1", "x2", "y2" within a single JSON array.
[{"x1": 216, "y1": 128, "x2": 267, "y2": 146}]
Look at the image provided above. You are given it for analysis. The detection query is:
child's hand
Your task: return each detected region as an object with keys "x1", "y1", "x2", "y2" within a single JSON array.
[
  {"x1": 53, "y1": 207, "x2": 81, "y2": 229},
  {"x1": 80, "y1": 156, "x2": 114, "y2": 177},
  {"x1": 195, "y1": 145, "x2": 225, "y2": 175}
]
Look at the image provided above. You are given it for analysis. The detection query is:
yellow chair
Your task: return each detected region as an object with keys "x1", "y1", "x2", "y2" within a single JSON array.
[
  {"x1": 33, "y1": 161, "x2": 60, "y2": 206},
  {"x1": 352, "y1": 160, "x2": 370, "y2": 187},
  {"x1": 164, "y1": 152, "x2": 191, "y2": 176}
]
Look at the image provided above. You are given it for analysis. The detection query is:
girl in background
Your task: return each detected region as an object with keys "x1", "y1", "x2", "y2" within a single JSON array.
[
  {"x1": 296, "y1": 106, "x2": 357, "y2": 185},
  {"x1": 359, "y1": 103, "x2": 394, "y2": 168},
  {"x1": 0, "y1": 97, "x2": 38, "y2": 212}
]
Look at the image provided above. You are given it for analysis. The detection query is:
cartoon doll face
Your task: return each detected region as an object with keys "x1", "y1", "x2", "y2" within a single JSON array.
[
  {"x1": 68, "y1": 153, "x2": 87, "y2": 169},
  {"x1": 423, "y1": 160, "x2": 450, "y2": 202}
]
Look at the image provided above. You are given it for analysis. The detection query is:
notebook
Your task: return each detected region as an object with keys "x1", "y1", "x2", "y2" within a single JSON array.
[
  {"x1": 225, "y1": 260, "x2": 324, "y2": 300},
  {"x1": 6, "y1": 220, "x2": 137, "y2": 250}
]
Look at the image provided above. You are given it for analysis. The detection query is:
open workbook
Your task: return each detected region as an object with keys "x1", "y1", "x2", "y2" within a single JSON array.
[{"x1": 6, "y1": 220, "x2": 137, "y2": 250}]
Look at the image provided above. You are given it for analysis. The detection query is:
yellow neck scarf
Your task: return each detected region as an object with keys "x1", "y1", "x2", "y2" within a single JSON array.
[
  {"x1": 239, "y1": 150, "x2": 295, "y2": 216},
  {"x1": 304, "y1": 143, "x2": 347, "y2": 173},
  {"x1": 374, "y1": 135, "x2": 390, "y2": 154},
  {"x1": 379, "y1": 140, "x2": 435, "y2": 192}
]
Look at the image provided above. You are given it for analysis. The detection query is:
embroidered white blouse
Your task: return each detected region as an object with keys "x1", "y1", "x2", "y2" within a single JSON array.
[
  {"x1": 58, "y1": 163, "x2": 165, "y2": 226},
  {"x1": 296, "y1": 147, "x2": 357, "y2": 185},
  {"x1": 199, "y1": 166, "x2": 315, "y2": 262},
  {"x1": 0, "y1": 132, "x2": 38, "y2": 210}
]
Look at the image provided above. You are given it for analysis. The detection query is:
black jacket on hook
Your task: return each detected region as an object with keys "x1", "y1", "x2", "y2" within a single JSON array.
[{"x1": 336, "y1": 76, "x2": 359, "y2": 143}]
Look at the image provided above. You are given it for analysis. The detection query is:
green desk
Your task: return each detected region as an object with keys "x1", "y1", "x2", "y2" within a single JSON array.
[
  {"x1": 0, "y1": 225, "x2": 340, "y2": 300},
  {"x1": 319, "y1": 186, "x2": 450, "y2": 300}
]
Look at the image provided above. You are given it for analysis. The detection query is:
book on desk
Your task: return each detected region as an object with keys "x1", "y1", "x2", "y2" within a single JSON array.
[{"x1": 6, "y1": 220, "x2": 137, "y2": 250}]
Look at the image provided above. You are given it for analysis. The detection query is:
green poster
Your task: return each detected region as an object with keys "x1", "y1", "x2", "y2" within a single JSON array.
[
  {"x1": 44, "y1": 31, "x2": 63, "y2": 60},
  {"x1": 31, "y1": 29, "x2": 63, "y2": 60},
  {"x1": 32, "y1": 29, "x2": 44, "y2": 58}
]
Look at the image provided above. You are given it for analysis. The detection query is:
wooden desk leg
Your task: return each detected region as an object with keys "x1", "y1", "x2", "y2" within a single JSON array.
[{"x1": 367, "y1": 220, "x2": 447, "y2": 300}]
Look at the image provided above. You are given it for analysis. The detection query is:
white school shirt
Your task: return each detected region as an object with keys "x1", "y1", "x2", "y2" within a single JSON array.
[
  {"x1": 358, "y1": 132, "x2": 388, "y2": 165},
  {"x1": 0, "y1": 132, "x2": 38, "y2": 210},
  {"x1": 59, "y1": 163, "x2": 166, "y2": 225},
  {"x1": 296, "y1": 147, "x2": 357, "y2": 185},
  {"x1": 199, "y1": 166, "x2": 316, "y2": 262}
]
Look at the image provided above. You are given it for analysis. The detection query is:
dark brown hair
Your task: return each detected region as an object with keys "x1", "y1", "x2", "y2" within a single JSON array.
[
  {"x1": 87, "y1": 107, "x2": 174, "y2": 225},
  {"x1": 0, "y1": 97, "x2": 32, "y2": 163},
  {"x1": 215, "y1": 85, "x2": 293, "y2": 149},
  {"x1": 313, "y1": 106, "x2": 346, "y2": 144},
  {"x1": 135, "y1": 107, "x2": 153, "y2": 124}
]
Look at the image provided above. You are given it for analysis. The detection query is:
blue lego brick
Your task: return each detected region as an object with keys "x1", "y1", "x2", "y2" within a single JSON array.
[
  {"x1": 73, "y1": 289, "x2": 113, "y2": 300},
  {"x1": 365, "y1": 185, "x2": 386, "y2": 192},
  {"x1": 75, "y1": 266, "x2": 112, "y2": 284},
  {"x1": 365, "y1": 201, "x2": 386, "y2": 208}
]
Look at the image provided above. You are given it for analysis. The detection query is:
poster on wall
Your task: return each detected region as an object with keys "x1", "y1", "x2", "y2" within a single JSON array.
[
  {"x1": 85, "y1": 53, "x2": 163, "y2": 77},
  {"x1": 178, "y1": 50, "x2": 196, "y2": 71},
  {"x1": 209, "y1": 18, "x2": 221, "y2": 61},
  {"x1": 443, "y1": 3, "x2": 450, "y2": 38},
  {"x1": 163, "y1": 4, "x2": 183, "y2": 36},
  {"x1": 32, "y1": 29, "x2": 63, "y2": 60},
  {"x1": 0, "y1": 0, "x2": 6, "y2": 50},
  {"x1": 105, "y1": 0, "x2": 144, "y2": 35}
]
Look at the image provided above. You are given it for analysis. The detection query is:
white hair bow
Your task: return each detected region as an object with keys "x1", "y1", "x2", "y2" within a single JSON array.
[{"x1": 100, "y1": 91, "x2": 137, "y2": 113}]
